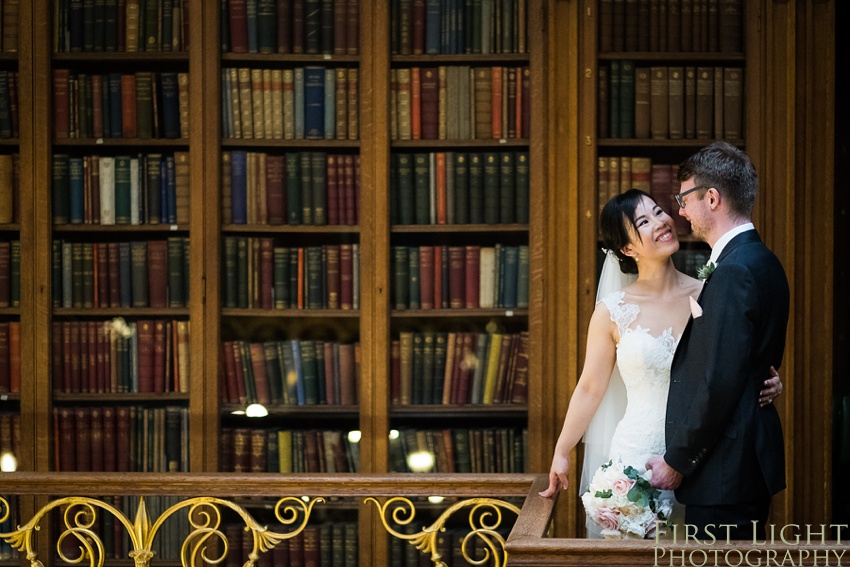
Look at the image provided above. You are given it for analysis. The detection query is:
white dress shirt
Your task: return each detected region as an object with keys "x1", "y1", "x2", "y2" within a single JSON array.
[{"x1": 708, "y1": 222, "x2": 754, "y2": 266}]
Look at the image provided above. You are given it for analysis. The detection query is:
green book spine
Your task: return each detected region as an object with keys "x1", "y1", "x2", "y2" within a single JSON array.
[
  {"x1": 421, "y1": 331, "x2": 435, "y2": 404},
  {"x1": 166, "y1": 237, "x2": 185, "y2": 307},
  {"x1": 468, "y1": 152, "x2": 483, "y2": 224},
  {"x1": 145, "y1": 154, "x2": 163, "y2": 223},
  {"x1": 305, "y1": 246, "x2": 323, "y2": 309},
  {"x1": 314, "y1": 340, "x2": 327, "y2": 403},
  {"x1": 299, "y1": 152, "x2": 313, "y2": 224},
  {"x1": 413, "y1": 153, "x2": 430, "y2": 224},
  {"x1": 300, "y1": 339, "x2": 319, "y2": 404},
  {"x1": 161, "y1": 0, "x2": 174, "y2": 52},
  {"x1": 145, "y1": 0, "x2": 158, "y2": 50},
  {"x1": 433, "y1": 332, "x2": 447, "y2": 402},
  {"x1": 407, "y1": 246, "x2": 420, "y2": 309},
  {"x1": 515, "y1": 151, "x2": 529, "y2": 223},
  {"x1": 93, "y1": 0, "x2": 106, "y2": 51},
  {"x1": 10, "y1": 240, "x2": 20, "y2": 308},
  {"x1": 223, "y1": 236, "x2": 237, "y2": 308},
  {"x1": 239, "y1": 341, "x2": 257, "y2": 403},
  {"x1": 134, "y1": 72, "x2": 153, "y2": 138},
  {"x1": 52, "y1": 240, "x2": 63, "y2": 307},
  {"x1": 266, "y1": 429, "x2": 279, "y2": 472},
  {"x1": 499, "y1": 152, "x2": 515, "y2": 224},
  {"x1": 482, "y1": 152, "x2": 499, "y2": 224},
  {"x1": 453, "y1": 152, "x2": 469, "y2": 224},
  {"x1": 52, "y1": 154, "x2": 70, "y2": 223},
  {"x1": 619, "y1": 59, "x2": 635, "y2": 139},
  {"x1": 263, "y1": 342, "x2": 283, "y2": 404},
  {"x1": 273, "y1": 246, "x2": 290, "y2": 309},
  {"x1": 310, "y1": 151, "x2": 327, "y2": 224},
  {"x1": 517, "y1": 245, "x2": 529, "y2": 308},
  {"x1": 392, "y1": 246, "x2": 409, "y2": 309},
  {"x1": 113, "y1": 155, "x2": 132, "y2": 223},
  {"x1": 396, "y1": 153, "x2": 415, "y2": 225},
  {"x1": 236, "y1": 236, "x2": 248, "y2": 308},
  {"x1": 609, "y1": 59, "x2": 621, "y2": 138},
  {"x1": 256, "y1": 0, "x2": 277, "y2": 53},
  {"x1": 285, "y1": 153, "x2": 302, "y2": 224}
]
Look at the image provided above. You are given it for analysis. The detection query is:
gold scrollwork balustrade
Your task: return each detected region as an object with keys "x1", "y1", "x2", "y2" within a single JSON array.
[
  {"x1": 0, "y1": 494, "x2": 324, "y2": 567},
  {"x1": 366, "y1": 496, "x2": 521, "y2": 567}
]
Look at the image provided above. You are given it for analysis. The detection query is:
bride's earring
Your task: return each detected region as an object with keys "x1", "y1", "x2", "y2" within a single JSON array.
[{"x1": 634, "y1": 256, "x2": 639, "y2": 263}]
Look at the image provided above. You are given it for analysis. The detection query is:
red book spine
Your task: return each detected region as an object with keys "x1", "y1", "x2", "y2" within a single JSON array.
[
  {"x1": 510, "y1": 331, "x2": 529, "y2": 403},
  {"x1": 53, "y1": 69, "x2": 71, "y2": 139},
  {"x1": 412, "y1": 0, "x2": 425, "y2": 54},
  {"x1": 491, "y1": 66, "x2": 503, "y2": 139},
  {"x1": 449, "y1": 333, "x2": 465, "y2": 404},
  {"x1": 457, "y1": 332, "x2": 475, "y2": 403},
  {"x1": 137, "y1": 320, "x2": 154, "y2": 393},
  {"x1": 260, "y1": 237, "x2": 274, "y2": 310},
  {"x1": 87, "y1": 321, "x2": 98, "y2": 393},
  {"x1": 419, "y1": 245, "x2": 434, "y2": 310},
  {"x1": 107, "y1": 242, "x2": 120, "y2": 306},
  {"x1": 70, "y1": 321, "x2": 82, "y2": 393},
  {"x1": 102, "y1": 407, "x2": 117, "y2": 471},
  {"x1": 333, "y1": 0, "x2": 347, "y2": 55},
  {"x1": 343, "y1": 155, "x2": 356, "y2": 225},
  {"x1": 52, "y1": 322, "x2": 64, "y2": 393},
  {"x1": 222, "y1": 341, "x2": 238, "y2": 403},
  {"x1": 277, "y1": 0, "x2": 291, "y2": 53},
  {"x1": 231, "y1": 342, "x2": 247, "y2": 404},
  {"x1": 62, "y1": 321, "x2": 73, "y2": 393},
  {"x1": 56, "y1": 407, "x2": 76, "y2": 471},
  {"x1": 323, "y1": 341, "x2": 336, "y2": 405},
  {"x1": 249, "y1": 342, "x2": 271, "y2": 404},
  {"x1": 338, "y1": 342, "x2": 356, "y2": 405},
  {"x1": 120, "y1": 74, "x2": 137, "y2": 138},
  {"x1": 448, "y1": 246, "x2": 465, "y2": 308},
  {"x1": 465, "y1": 246, "x2": 480, "y2": 308},
  {"x1": 147, "y1": 240, "x2": 168, "y2": 308},
  {"x1": 115, "y1": 406, "x2": 131, "y2": 472},
  {"x1": 291, "y1": 0, "x2": 305, "y2": 53},
  {"x1": 433, "y1": 245, "x2": 443, "y2": 310},
  {"x1": 228, "y1": 0, "x2": 249, "y2": 53},
  {"x1": 153, "y1": 320, "x2": 167, "y2": 393},
  {"x1": 90, "y1": 407, "x2": 104, "y2": 471},
  {"x1": 74, "y1": 407, "x2": 91, "y2": 471},
  {"x1": 420, "y1": 67, "x2": 439, "y2": 140},
  {"x1": 354, "y1": 155, "x2": 360, "y2": 223},
  {"x1": 98, "y1": 321, "x2": 110, "y2": 393},
  {"x1": 410, "y1": 67, "x2": 421, "y2": 140},
  {"x1": 92, "y1": 74, "x2": 104, "y2": 138},
  {"x1": 339, "y1": 243, "x2": 353, "y2": 309},
  {"x1": 326, "y1": 244, "x2": 340, "y2": 309},
  {"x1": 521, "y1": 67, "x2": 530, "y2": 139}
]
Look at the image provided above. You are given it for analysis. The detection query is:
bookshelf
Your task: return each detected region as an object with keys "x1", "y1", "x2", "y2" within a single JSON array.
[
  {"x1": 587, "y1": 0, "x2": 748, "y2": 277},
  {"x1": 0, "y1": 0, "x2": 829, "y2": 564}
]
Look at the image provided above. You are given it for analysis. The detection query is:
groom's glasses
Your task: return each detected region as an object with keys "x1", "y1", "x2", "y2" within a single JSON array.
[{"x1": 673, "y1": 185, "x2": 710, "y2": 209}]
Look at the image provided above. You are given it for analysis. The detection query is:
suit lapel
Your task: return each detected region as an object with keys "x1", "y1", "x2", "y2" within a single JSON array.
[{"x1": 697, "y1": 230, "x2": 761, "y2": 300}]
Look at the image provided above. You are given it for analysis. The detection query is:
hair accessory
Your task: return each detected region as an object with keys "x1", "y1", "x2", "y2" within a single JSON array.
[{"x1": 601, "y1": 248, "x2": 622, "y2": 262}]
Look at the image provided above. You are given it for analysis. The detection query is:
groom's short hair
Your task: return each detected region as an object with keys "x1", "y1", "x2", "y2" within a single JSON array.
[{"x1": 677, "y1": 141, "x2": 758, "y2": 219}]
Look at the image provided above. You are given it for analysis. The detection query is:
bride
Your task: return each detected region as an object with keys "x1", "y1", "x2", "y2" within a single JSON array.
[{"x1": 538, "y1": 189, "x2": 782, "y2": 536}]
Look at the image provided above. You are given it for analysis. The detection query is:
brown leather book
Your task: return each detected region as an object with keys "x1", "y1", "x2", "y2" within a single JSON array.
[
  {"x1": 668, "y1": 66, "x2": 685, "y2": 139},
  {"x1": 650, "y1": 66, "x2": 668, "y2": 139},
  {"x1": 723, "y1": 67, "x2": 743, "y2": 140},
  {"x1": 718, "y1": 0, "x2": 742, "y2": 52},
  {"x1": 634, "y1": 66, "x2": 651, "y2": 138},
  {"x1": 695, "y1": 66, "x2": 713, "y2": 138},
  {"x1": 147, "y1": 239, "x2": 168, "y2": 308}
]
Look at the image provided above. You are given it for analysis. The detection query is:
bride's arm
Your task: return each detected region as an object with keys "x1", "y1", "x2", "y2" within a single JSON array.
[{"x1": 539, "y1": 303, "x2": 618, "y2": 497}]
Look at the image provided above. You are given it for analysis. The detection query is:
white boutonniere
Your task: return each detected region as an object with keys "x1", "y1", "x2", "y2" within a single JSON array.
[{"x1": 696, "y1": 261, "x2": 717, "y2": 281}]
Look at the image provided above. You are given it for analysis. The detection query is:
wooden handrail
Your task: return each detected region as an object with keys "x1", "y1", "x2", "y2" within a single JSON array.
[{"x1": 0, "y1": 472, "x2": 538, "y2": 497}]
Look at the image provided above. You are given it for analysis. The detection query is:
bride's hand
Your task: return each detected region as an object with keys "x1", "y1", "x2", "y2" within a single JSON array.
[
  {"x1": 539, "y1": 454, "x2": 570, "y2": 498},
  {"x1": 759, "y1": 366, "x2": 783, "y2": 407}
]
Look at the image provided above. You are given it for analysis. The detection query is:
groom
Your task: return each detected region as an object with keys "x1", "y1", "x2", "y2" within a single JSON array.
[{"x1": 646, "y1": 142, "x2": 790, "y2": 540}]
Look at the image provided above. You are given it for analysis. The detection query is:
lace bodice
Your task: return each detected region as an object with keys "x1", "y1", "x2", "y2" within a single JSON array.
[{"x1": 600, "y1": 291, "x2": 679, "y2": 471}]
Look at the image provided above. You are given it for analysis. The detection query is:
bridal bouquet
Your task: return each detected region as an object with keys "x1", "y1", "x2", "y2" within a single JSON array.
[{"x1": 581, "y1": 459, "x2": 672, "y2": 539}]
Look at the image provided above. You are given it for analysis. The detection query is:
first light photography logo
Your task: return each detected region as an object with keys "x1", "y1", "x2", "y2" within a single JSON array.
[{"x1": 653, "y1": 522, "x2": 849, "y2": 566}]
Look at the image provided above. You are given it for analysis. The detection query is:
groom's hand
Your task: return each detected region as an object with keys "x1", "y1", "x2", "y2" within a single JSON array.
[{"x1": 646, "y1": 455, "x2": 683, "y2": 490}]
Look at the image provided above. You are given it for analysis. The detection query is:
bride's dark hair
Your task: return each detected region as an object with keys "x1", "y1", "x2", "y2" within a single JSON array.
[{"x1": 600, "y1": 188, "x2": 654, "y2": 275}]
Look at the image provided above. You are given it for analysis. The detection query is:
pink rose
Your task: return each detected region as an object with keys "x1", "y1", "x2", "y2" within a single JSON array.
[
  {"x1": 612, "y1": 479, "x2": 635, "y2": 496},
  {"x1": 596, "y1": 507, "x2": 620, "y2": 532}
]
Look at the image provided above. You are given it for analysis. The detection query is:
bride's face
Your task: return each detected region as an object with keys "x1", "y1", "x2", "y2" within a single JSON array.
[{"x1": 623, "y1": 197, "x2": 680, "y2": 262}]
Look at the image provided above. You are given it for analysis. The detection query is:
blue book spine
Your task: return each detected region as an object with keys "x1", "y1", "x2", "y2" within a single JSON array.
[
  {"x1": 160, "y1": 73, "x2": 180, "y2": 139},
  {"x1": 323, "y1": 68, "x2": 335, "y2": 140},
  {"x1": 246, "y1": 0, "x2": 259, "y2": 53},
  {"x1": 118, "y1": 242, "x2": 132, "y2": 307},
  {"x1": 294, "y1": 68, "x2": 305, "y2": 139},
  {"x1": 425, "y1": 0, "x2": 441, "y2": 54},
  {"x1": 303, "y1": 66, "x2": 325, "y2": 140},
  {"x1": 230, "y1": 150, "x2": 248, "y2": 224},
  {"x1": 160, "y1": 160, "x2": 169, "y2": 224},
  {"x1": 166, "y1": 155, "x2": 177, "y2": 224},
  {"x1": 108, "y1": 73, "x2": 123, "y2": 138},
  {"x1": 291, "y1": 340, "x2": 305, "y2": 405},
  {"x1": 68, "y1": 157, "x2": 85, "y2": 223}
]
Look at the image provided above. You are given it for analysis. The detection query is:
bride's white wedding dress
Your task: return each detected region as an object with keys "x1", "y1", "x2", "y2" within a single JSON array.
[{"x1": 595, "y1": 290, "x2": 685, "y2": 535}]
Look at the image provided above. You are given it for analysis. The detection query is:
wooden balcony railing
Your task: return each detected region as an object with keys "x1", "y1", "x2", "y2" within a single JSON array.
[{"x1": 1, "y1": 473, "x2": 847, "y2": 567}]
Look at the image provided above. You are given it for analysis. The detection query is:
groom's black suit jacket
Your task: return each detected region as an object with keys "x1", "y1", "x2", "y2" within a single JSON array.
[{"x1": 665, "y1": 230, "x2": 789, "y2": 506}]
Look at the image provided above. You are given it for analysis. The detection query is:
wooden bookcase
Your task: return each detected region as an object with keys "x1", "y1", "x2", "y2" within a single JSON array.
[{"x1": 3, "y1": 0, "x2": 835, "y2": 556}]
